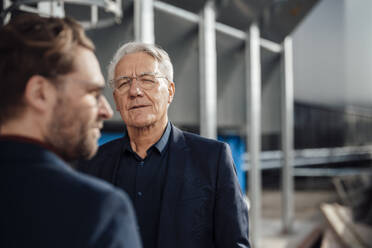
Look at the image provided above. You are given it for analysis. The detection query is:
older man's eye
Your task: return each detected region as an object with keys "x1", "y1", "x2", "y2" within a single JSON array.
[
  {"x1": 140, "y1": 75, "x2": 156, "y2": 83},
  {"x1": 117, "y1": 78, "x2": 131, "y2": 88},
  {"x1": 143, "y1": 79, "x2": 155, "y2": 84}
]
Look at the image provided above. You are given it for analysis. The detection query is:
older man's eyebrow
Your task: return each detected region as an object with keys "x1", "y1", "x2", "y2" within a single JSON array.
[{"x1": 138, "y1": 72, "x2": 157, "y2": 76}]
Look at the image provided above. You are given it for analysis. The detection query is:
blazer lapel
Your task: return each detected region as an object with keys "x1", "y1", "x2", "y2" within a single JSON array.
[
  {"x1": 158, "y1": 125, "x2": 189, "y2": 247},
  {"x1": 108, "y1": 138, "x2": 126, "y2": 184},
  {"x1": 97, "y1": 138, "x2": 126, "y2": 184}
]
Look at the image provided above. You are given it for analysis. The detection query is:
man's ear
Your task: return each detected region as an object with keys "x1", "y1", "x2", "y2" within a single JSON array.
[
  {"x1": 168, "y1": 81, "x2": 175, "y2": 104},
  {"x1": 24, "y1": 75, "x2": 57, "y2": 113},
  {"x1": 113, "y1": 90, "x2": 120, "y2": 111}
]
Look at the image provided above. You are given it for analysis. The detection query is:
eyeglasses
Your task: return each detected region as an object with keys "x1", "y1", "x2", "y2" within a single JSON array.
[{"x1": 111, "y1": 73, "x2": 167, "y2": 93}]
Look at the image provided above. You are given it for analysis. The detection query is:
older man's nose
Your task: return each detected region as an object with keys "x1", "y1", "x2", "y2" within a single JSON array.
[{"x1": 128, "y1": 79, "x2": 144, "y2": 97}]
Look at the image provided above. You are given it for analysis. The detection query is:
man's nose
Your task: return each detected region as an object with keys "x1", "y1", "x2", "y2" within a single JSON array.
[
  {"x1": 128, "y1": 78, "x2": 144, "y2": 97},
  {"x1": 98, "y1": 96, "x2": 113, "y2": 120}
]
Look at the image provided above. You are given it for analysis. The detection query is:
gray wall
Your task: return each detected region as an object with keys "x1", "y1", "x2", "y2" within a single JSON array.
[
  {"x1": 345, "y1": 0, "x2": 372, "y2": 108},
  {"x1": 89, "y1": 0, "x2": 372, "y2": 135},
  {"x1": 293, "y1": 0, "x2": 372, "y2": 110},
  {"x1": 292, "y1": 0, "x2": 346, "y2": 106}
]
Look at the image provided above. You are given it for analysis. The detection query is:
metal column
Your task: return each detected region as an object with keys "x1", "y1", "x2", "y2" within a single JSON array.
[
  {"x1": 37, "y1": 2, "x2": 65, "y2": 17},
  {"x1": 199, "y1": 0, "x2": 217, "y2": 139},
  {"x1": 91, "y1": 5, "x2": 98, "y2": 26},
  {"x1": 2, "y1": 0, "x2": 11, "y2": 24},
  {"x1": 246, "y1": 23, "x2": 262, "y2": 248},
  {"x1": 281, "y1": 36, "x2": 294, "y2": 233},
  {"x1": 134, "y1": 0, "x2": 154, "y2": 44}
]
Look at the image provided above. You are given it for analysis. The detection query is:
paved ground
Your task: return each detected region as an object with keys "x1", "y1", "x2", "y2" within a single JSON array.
[
  {"x1": 249, "y1": 190, "x2": 340, "y2": 248},
  {"x1": 261, "y1": 190, "x2": 340, "y2": 219}
]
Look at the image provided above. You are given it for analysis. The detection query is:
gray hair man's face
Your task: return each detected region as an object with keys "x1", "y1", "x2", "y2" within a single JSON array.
[{"x1": 112, "y1": 52, "x2": 175, "y2": 130}]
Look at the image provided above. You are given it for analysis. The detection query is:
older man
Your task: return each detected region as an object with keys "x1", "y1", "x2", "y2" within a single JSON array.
[
  {"x1": 0, "y1": 14, "x2": 141, "y2": 248},
  {"x1": 79, "y1": 42, "x2": 250, "y2": 248}
]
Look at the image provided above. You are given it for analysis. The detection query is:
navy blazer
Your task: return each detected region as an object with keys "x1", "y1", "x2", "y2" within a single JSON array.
[
  {"x1": 0, "y1": 139, "x2": 142, "y2": 248},
  {"x1": 79, "y1": 125, "x2": 251, "y2": 248}
]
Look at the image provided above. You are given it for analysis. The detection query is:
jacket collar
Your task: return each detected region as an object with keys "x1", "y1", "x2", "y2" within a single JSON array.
[
  {"x1": 0, "y1": 138, "x2": 70, "y2": 172},
  {"x1": 157, "y1": 124, "x2": 189, "y2": 247}
]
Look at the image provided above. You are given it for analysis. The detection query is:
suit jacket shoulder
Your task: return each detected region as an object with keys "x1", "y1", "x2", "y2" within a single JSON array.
[
  {"x1": 0, "y1": 140, "x2": 141, "y2": 248},
  {"x1": 63, "y1": 170, "x2": 142, "y2": 248},
  {"x1": 182, "y1": 129, "x2": 226, "y2": 147},
  {"x1": 164, "y1": 126, "x2": 250, "y2": 248},
  {"x1": 174, "y1": 127, "x2": 234, "y2": 175},
  {"x1": 78, "y1": 137, "x2": 125, "y2": 182}
]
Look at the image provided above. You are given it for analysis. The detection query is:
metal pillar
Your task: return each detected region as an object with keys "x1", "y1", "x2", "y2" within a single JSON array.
[
  {"x1": 91, "y1": 5, "x2": 98, "y2": 26},
  {"x1": 153, "y1": 1, "x2": 282, "y2": 54},
  {"x1": 2, "y1": 0, "x2": 11, "y2": 24},
  {"x1": 246, "y1": 22, "x2": 262, "y2": 248},
  {"x1": 154, "y1": 1, "x2": 199, "y2": 23},
  {"x1": 37, "y1": 2, "x2": 65, "y2": 17},
  {"x1": 199, "y1": 0, "x2": 217, "y2": 139},
  {"x1": 281, "y1": 36, "x2": 295, "y2": 233},
  {"x1": 134, "y1": 0, "x2": 154, "y2": 44}
]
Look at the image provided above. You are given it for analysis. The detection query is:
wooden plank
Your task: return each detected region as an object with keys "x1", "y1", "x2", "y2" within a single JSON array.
[
  {"x1": 321, "y1": 228, "x2": 345, "y2": 248},
  {"x1": 297, "y1": 225, "x2": 324, "y2": 248},
  {"x1": 335, "y1": 204, "x2": 372, "y2": 246},
  {"x1": 320, "y1": 203, "x2": 370, "y2": 248}
]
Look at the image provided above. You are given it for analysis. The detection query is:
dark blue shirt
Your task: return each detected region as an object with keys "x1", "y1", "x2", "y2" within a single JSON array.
[{"x1": 115, "y1": 122, "x2": 171, "y2": 248}]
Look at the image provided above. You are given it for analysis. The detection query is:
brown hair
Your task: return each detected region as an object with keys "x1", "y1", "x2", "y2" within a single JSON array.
[{"x1": 0, "y1": 14, "x2": 95, "y2": 124}]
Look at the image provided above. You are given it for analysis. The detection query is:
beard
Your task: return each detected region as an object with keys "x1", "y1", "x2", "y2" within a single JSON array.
[{"x1": 45, "y1": 97, "x2": 99, "y2": 162}]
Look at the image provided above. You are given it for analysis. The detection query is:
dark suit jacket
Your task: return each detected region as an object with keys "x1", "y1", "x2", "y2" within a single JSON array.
[
  {"x1": 0, "y1": 138, "x2": 142, "y2": 248},
  {"x1": 79, "y1": 125, "x2": 251, "y2": 248}
]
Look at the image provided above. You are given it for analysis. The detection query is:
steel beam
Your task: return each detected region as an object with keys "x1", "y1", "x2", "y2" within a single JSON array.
[
  {"x1": 215, "y1": 22, "x2": 282, "y2": 53},
  {"x1": 281, "y1": 36, "x2": 295, "y2": 233},
  {"x1": 37, "y1": 2, "x2": 65, "y2": 17},
  {"x1": 154, "y1": 1, "x2": 281, "y2": 54},
  {"x1": 91, "y1": 5, "x2": 98, "y2": 26},
  {"x1": 134, "y1": 0, "x2": 154, "y2": 43},
  {"x1": 2, "y1": 0, "x2": 11, "y2": 24},
  {"x1": 2, "y1": 0, "x2": 122, "y2": 28},
  {"x1": 154, "y1": 1, "x2": 199, "y2": 23},
  {"x1": 9, "y1": 0, "x2": 106, "y2": 7},
  {"x1": 246, "y1": 22, "x2": 262, "y2": 248},
  {"x1": 199, "y1": 0, "x2": 217, "y2": 139}
]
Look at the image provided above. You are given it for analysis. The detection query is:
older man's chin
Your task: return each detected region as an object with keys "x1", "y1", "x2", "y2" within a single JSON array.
[{"x1": 125, "y1": 115, "x2": 161, "y2": 129}]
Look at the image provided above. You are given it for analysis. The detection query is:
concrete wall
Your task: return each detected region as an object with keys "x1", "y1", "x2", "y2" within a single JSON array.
[
  {"x1": 88, "y1": 0, "x2": 372, "y2": 136},
  {"x1": 292, "y1": 0, "x2": 346, "y2": 106},
  {"x1": 293, "y1": 0, "x2": 372, "y2": 111},
  {"x1": 345, "y1": 0, "x2": 372, "y2": 108}
]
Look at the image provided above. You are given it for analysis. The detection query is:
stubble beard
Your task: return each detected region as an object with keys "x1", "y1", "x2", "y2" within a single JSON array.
[{"x1": 45, "y1": 98, "x2": 98, "y2": 162}]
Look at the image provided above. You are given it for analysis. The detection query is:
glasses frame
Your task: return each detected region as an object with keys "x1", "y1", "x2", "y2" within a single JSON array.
[{"x1": 110, "y1": 73, "x2": 168, "y2": 92}]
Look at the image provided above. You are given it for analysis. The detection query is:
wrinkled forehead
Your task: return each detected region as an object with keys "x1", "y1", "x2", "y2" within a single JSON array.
[{"x1": 114, "y1": 52, "x2": 160, "y2": 77}]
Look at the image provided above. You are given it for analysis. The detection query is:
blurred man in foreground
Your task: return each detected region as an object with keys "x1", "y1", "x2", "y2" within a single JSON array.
[
  {"x1": 0, "y1": 14, "x2": 141, "y2": 248},
  {"x1": 79, "y1": 42, "x2": 250, "y2": 248}
]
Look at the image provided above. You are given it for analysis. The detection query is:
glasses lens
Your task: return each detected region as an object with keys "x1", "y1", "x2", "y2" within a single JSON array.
[
  {"x1": 115, "y1": 77, "x2": 131, "y2": 90},
  {"x1": 114, "y1": 74, "x2": 162, "y2": 92},
  {"x1": 139, "y1": 74, "x2": 157, "y2": 90}
]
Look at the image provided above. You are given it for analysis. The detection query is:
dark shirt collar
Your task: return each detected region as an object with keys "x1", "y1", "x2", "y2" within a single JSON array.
[
  {"x1": 123, "y1": 121, "x2": 171, "y2": 155},
  {"x1": 0, "y1": 135, "x2": 63, "y2": 160}
]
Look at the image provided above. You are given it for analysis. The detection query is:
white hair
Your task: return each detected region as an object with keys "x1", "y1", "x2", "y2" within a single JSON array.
[{"x1": 107, "y1": 42, "x2": 174, "y2": 88}]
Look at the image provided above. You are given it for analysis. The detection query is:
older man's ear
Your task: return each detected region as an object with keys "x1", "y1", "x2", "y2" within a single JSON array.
[
  {"x1": 113, "y1": 90, "x2": 120, "y2": 111},
  {"x1": 168, "y1": 81, "x2": 175, "y2": 104}
]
